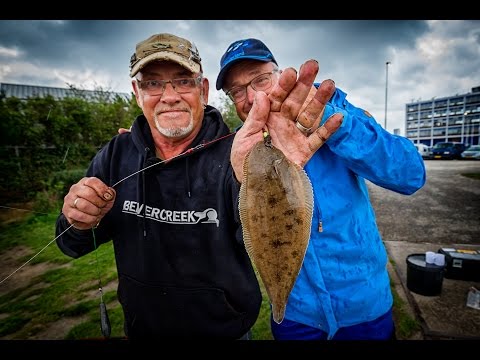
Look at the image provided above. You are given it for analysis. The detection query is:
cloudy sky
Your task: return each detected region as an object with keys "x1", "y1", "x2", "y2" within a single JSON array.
[{"x1": 1, "y1": 20, "x2": 479, "y2": 135}]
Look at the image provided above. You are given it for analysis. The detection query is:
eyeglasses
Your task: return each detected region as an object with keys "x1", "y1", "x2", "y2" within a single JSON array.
[
  {"x1": 136, "y1": 76, "x2": 202, "y2": 96},
  {"x1": 225, "y1": 70, "x2": 278, "y2": 103}
]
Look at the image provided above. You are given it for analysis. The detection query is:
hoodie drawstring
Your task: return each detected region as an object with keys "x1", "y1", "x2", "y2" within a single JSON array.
[{"x1": 185, "y1": 157, "x2": 191, "y2": 198}]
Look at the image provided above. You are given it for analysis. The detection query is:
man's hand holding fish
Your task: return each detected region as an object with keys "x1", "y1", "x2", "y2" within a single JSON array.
[{"x1": 230, "y1": 59, "x2": 343, "y2": 182}]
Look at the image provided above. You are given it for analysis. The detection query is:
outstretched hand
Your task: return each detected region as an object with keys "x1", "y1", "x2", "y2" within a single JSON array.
[
  {"x1": 230, "y1": 59, "x2": 343, "y2": 182},
  {"x1": 267, "y1": 74, "x2": 343, "y2": 168}
]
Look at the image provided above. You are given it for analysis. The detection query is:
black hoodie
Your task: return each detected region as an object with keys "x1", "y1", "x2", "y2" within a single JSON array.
[{"x1": 56, "y1": 106, "x2": 262, "y2": 339}]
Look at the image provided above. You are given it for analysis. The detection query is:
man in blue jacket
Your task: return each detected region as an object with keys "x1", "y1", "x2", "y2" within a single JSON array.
[{"x1": 219, "y1": 38, "x2": 427, "y2": 340}]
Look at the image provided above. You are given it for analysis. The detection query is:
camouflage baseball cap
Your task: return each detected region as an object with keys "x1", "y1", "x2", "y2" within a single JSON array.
[{"x1": 129, "y1": 33, "x2": 202, "y2": 77}]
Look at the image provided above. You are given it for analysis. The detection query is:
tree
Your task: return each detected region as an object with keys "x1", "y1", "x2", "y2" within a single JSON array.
[{"x1": 216, "y1": 93, "x2": 242, "y2": 132}]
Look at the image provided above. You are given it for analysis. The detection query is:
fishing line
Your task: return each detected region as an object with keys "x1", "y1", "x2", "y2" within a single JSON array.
[
  {"x1": 0, "y1": 224, "x2": 74, "y2": 285},
  {"x1": 111, "y1": 131, "x2": 235, "y2": 188},
  {"x1": 0, "y1": 205, "x2": 54, "y2": 216},
  {"x1": 1, "y1": 131, "x2": 236, "y2": 285},
  {"x1": 92, "y1": 228, "x2": 111, "y2": 338},
  {"x1": 0, "y1": 131, "x2": 236, "y2": 336},
  {"x1": 0, "y1": 154, "x2": 178, "y2": 287}
]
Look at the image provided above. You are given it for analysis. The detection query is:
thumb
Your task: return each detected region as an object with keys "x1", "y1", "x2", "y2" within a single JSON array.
[
  {"x1": 98, "y1": 187, "x2": 116, "y2": 218},
  {"x1": 243, "y1": 91, "x2": 270, "y2": 134}
]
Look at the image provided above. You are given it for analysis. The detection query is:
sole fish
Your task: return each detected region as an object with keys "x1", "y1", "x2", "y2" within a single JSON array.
[{"x1": 239, "y1": 133, "x2": 313, "y2": 324}]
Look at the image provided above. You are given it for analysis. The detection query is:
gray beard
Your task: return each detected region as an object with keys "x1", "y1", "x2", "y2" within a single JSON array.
[{"x1": 154, "y1": 116, "x2": 194, "y2": 138}]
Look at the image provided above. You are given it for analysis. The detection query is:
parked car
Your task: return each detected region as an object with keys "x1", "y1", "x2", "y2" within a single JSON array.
[
  {"x1": 414, "y1": 143, "x2": 431, "y2": 159},
  {"x1": 461, "y1": 145, "x2": 480, "y2": 160},
  {"x1": 430, "y1": 142, "x2": 467, "y2": 160}
]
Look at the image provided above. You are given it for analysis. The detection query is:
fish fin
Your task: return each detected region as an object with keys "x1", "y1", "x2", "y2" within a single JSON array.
[
  {"x1": 298, "y1": 166, "x2": 314, "y2": 243},
  {"x1": 239, "y1": 150, "x2": 254, "y2": 260},
  {"x1": 242, "y1": 225, "x2": 254, "y2": 261}
]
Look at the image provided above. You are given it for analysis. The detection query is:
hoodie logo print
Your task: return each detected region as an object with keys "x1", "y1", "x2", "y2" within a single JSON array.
[{"x1": 122, "y1": 200, "x2": 219, "y2": 227}]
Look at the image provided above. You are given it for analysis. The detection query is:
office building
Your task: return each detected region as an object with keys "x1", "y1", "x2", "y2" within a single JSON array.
[{"x1": 406, "y1": 86, "x2": 480, "y2": 147}]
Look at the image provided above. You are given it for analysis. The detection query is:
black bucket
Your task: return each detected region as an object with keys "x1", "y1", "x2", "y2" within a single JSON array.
[{"x1": 406, "y1": 253, "x2": 445, "y2": 296}]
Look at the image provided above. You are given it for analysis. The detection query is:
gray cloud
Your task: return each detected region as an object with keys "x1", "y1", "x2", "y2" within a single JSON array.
[{"x1": 1, "y1": 19, "x2": 479, "y2": 135}]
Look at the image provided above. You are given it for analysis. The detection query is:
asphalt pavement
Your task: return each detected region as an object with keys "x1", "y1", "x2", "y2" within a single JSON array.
[{"x1": 368, "y1": 159, "x2": 480, "y2": 340}]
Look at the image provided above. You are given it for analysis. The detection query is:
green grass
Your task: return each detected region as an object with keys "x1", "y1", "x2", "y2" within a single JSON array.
[
  {"x1": 389, "y1": 258, "x2": 421, "y2": 339},
  {"x1": 1, "y1": 213, "x2": 419, "y2": 340},
  {"x1": 461, "y1": 172, "x2": 480, "y2": 180},
  {"x1": 391, "y1": 285, "x2": 421, "y2": 338},
  {"x1": 0, "y1": 214, "x2": 123, "y2": 339},
  {"x1": 251, "y1": 276, "x2": 273, "y2": 340},
  {"x1": 0, "y1": 213, "x2": 273, "y2": 340}
]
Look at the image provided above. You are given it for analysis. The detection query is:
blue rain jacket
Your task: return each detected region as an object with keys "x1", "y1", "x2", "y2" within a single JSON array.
[{"x1": 284, "y1": 87, "x2": 426, "y2": 339}]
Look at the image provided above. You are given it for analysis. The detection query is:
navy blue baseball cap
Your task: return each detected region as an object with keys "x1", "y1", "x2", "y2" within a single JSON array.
[{"x1": 216, "y1": 38, "x2": 278, "y2": 90}]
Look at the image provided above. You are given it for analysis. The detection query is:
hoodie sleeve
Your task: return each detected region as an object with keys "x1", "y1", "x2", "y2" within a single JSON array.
[
  {"x1": 320, "y1": 88, "x2": 426, "y2": 195},
  {"x1": 55, "y1": 215, "x2": 97, "y2": 258}
]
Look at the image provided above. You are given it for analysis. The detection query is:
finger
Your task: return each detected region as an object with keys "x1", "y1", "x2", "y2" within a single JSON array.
[
  {"x1": 279, "y1": 60, "x2": 319, "y2": 121},
  {"x1": 307, "y1": 113, "x2": 343, "y2": 153},
  {"x1": 118, "y1": 126, "x2": 132, "y2": 134},
  {"x1": 242, "y1": 91, "x2": 271, "y2": 136},
  {"x1": 268, "y1": 68, "x2": 297, "y2": 112},
  {"x1": 82, "y1": 177, "x2": 116, "y2": 205},
  {"x1": 64, "y1": 177, "x2": 88, "y2": 210},
  {"x1": 296, "y1": 79, "x2": 336, "y2": 132},
  {"x1": 63, "y1": 198, "x2": 102, "y2": 230},
  {"x1": 71, "y1": 196, "x2": 102, "y2": 217},
  {"x1": 231, "y1": 92, "x2": 270, "y2": 182}
]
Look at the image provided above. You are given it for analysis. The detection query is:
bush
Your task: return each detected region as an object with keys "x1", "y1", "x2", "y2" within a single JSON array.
[
  {"x1": 0, "y1": 90, "x2": 138, "y2": 204},
  {"x1": 32, "y1": 168, "x2": 87, "y2": 214}
]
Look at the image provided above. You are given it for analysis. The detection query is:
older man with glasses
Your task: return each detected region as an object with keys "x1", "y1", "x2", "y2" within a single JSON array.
[{"x1": 219, "y1": 38, "x2": 426, "y2": 340}]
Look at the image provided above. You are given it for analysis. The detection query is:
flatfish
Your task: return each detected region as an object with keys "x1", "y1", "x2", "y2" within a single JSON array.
[{"x1": 239, "y1": 133, "x2": 313, "y2": 324}]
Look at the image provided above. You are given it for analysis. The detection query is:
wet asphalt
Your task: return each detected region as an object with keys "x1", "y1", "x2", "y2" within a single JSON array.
[
  {"x1": 368, "y1": 159, "x2": 480, "y2": 245},
  {"x1": 367, "y1": 159, "x2": 480, "y2": 339}
]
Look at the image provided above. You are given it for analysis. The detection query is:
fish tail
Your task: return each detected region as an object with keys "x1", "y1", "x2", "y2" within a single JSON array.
[{"x1": 272, "y1": 304, "x2": 286, "y2": 324}]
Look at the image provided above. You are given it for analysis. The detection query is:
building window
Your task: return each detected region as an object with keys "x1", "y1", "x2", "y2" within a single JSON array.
[
  {"x1": 433, "y1": 128, "x2": 446, "y2": 136},
  {"x1": 448, "y1": 127, "x2": 462, "y2": 135}
]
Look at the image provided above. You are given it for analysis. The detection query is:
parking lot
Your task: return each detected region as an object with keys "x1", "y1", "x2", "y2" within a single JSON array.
[
  {"x1": 367, "y1": 159, "x2": 480, "y2": 339},
  {"x1": 368, "y1": 159, "x2": 480, "y2": 245}
]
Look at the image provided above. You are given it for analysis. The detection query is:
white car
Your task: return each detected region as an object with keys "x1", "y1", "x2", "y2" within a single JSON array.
[{"x1": 414, "y1": 143, "x2": 431, "y2": 159}]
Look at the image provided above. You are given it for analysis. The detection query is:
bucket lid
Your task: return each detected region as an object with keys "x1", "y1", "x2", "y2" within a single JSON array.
[{"x1": 406, "y1": 253, "x2": 445, "y2": 272}]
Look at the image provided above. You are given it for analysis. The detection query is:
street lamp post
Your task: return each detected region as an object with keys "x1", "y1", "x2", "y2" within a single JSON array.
[{"x1": 384, "y1": 61, "x2": 391, "y2": 131}]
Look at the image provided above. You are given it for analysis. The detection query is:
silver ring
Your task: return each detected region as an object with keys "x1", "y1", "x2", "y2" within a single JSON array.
[
  {"x1": 295, "y1": 121, "x2": 313, "y2": 135},
  {"x1": 73, "y1": 197, "x2": 79, "y2": 209}
]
